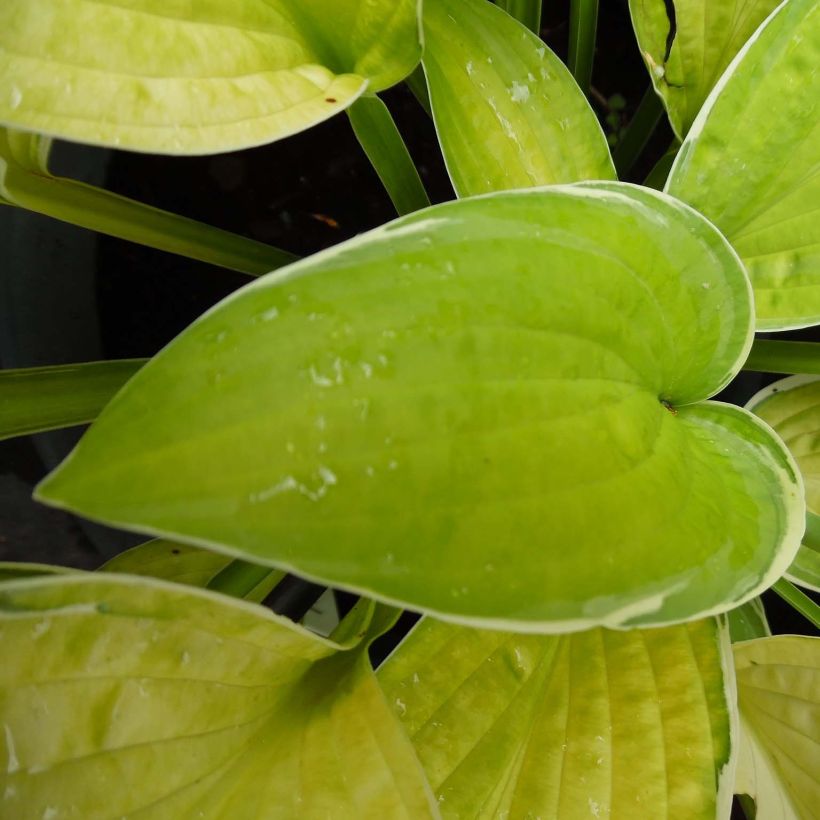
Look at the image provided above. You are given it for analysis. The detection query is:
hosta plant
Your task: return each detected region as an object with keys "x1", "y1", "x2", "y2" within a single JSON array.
[{"x1": 1, "y1": 0, "x2": 819, "y2": 817}]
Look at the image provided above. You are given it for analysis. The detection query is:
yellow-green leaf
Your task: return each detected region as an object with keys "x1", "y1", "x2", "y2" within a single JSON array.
[
  {"x1": 422, "y1": 0, "x2": 614, "y2": 196},
  {"x1": 666, "y1": 0, "x2": 820, "y2": 330},
  {"x1": 35, "y1": 183, "x2": 805, "y2": 631},
  {"x1": 734, "y1": 635, "x2": 820, "y2": 819},
  {"x1": 0, "y1": 0, "x2": 421, "y2": 154},
  {"x1": 629, "y1": 0, "x2": 782, "y2": 139},
  {"x1": 379, "y1": 616, "x2": 735, "y2": 818},
  {"x1": 0, "y1": 574, "x2": 438, "y2": 818},
  {"x1": 748, "y1": 375, "x2": 820, "y2": 591}
]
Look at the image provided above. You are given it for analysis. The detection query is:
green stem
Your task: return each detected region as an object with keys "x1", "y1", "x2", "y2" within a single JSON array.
[
  {"x1": 206, "y1": 559, "x2": 276, "y2": 599},
  {"x1": 613, "y1": 86, "x2": 666, "y2": 178},
  {"x1": 0, "y1": 359, "x2": 147, "y2": 441},
  {"x1": 3, "y1": 166, "x2": 296, "y2": 276},
  {"x1": 771, "y1": 578, "x2": 820, "y2": 629},
  {"x1": 743, "y1": 340, "x2": 820, "y2": 375},
  {"x1": 568, "y1": 0, "x2": 599, "y2": 95},
  {"x1": 348, "y1": 95, "x2": 431, "y2": 217},
  {"x1": 497, "y1": 0, "x2": 542, "y2": 34},
  {"x1": 804, "y1": 512, "x2": 820, "y2": 551},
  {"x1": 405, "y1": 65, "x2": 432, "y2": 118}
]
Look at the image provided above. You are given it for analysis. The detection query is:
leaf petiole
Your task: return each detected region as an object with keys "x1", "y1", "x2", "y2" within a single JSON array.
[
  {"x1": 771, "y1": 578, "x2": 820, "y2": 630},
  {"x1": 743, "y1": 340, "x2": 820, "y2": 375}
]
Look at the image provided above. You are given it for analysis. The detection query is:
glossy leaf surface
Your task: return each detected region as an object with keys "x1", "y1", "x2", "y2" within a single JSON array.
[
  {"x1": 101, "y1": 540, "x2": 284, "y2": 603},
  {"x1": 422, "y1": 0, "x2": 614, "y2": 195},
  {"x1": 748, "y1": 375, "x2": 820, "y2": 591},
  {"x1": 0, "y1": 575, "x2": 437, "y2": 818},
  {"x1": 0, "y1": 0, "x2": 421, "y2": 154},
  {"x1": 379, "y1": 616, "x2": 735, "y2": 818},
  {"x1": 629, "y1": 0, "x2": 781, "y2": 138},
  {"x1": 37, "y1": 183, "x2": 804, "y2": 631},
  {"x1": 0, "y1": 360, "x2": 144, "y2": 441},
  {"x1": 734, "y1": 636, "x2": 820, "y2": 819},
  {"x1": 666, "y1": 0, "x2": 820, "y2": 330}
]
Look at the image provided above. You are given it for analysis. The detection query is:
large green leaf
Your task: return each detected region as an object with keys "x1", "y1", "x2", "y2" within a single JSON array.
[
  {"x1": 0, "y1": 0, "x2": 421, "y2": 154},
  {"x1": 379, "y1": 616, "x2": 735, "y2": 818},
  {"x1": 629, "y1": 0, "x2": 782, "y2": 139},
  {"x1": 36, "y1": 183, "x2": 805, "y2": 630},
  {"x1": 748, "y1": 375, "x2": 820, "y2": 591},
  {"x1": 733, "y1": 635, "x2": 820, "y2": 819},
  {"x1": 0, "y1": 360, "x2": 145, "y2": 442},
  {"x1": 101, "y1": 540, "x2": 284, "y2": 603},
  {"x1": 666, "y1": 0, "x2": 820, "y2": 331},
  {"x1": 422, "y1": 0, "x2": 614, "y2": 195},
  {"x1": 0, "y1": 574, "x2": 437, "y2": 818}
]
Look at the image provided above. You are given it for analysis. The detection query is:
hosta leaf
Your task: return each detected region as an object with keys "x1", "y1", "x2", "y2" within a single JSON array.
[
  {"x1": 0, "y1": 574, "x2": 437, "y2": 819},
  {"x1": 379, "y1": 616, "x2": 735, "y2": 818},
  {"x1": 422, "y1": 0, "x2": 614, "y2": 195},
  {"x1": 666, "y1": 0, "x2": 820, "y2": 330},
  {"x1": 101, "y1": 540, "x2": 284, "y2": 603},
  {"x1": 0, "y1": 0, "x2": 421, "y2": 154},
  {"x1": 733, "y1": 635, "x2": 820, "y2": 819},
  {"x1": 748, "y1": 375, "x2": 820, "y2": 591},
  {"x1": 0, "y1": 360, "x2": 145, "y2": 442},
  {"x1": 36, "y1": 182, "x2": 804, "y2": 630},
  {"x1": 629, "y1": 0, "x2": 782, "y2": 139}
]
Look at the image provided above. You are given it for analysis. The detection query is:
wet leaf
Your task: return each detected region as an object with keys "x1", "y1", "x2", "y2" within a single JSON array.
[
  {"x1": 666, "y1": 0, "x2": 820, "y2": 330},
  {"x1": 379, "y1": 615, "x2": 735, "y2": 819},
  {"x1": 0, "y1": 574, "x2": 437, "y2": 818},
  {"x1": 37, "y1": 183, "x2": 804, "y2": 630},
  {"x1": 422, "y1": 0, "x2": 614, "y2": 195}
]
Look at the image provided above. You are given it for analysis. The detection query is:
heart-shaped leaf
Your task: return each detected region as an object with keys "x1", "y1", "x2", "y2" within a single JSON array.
[
  {"x1": 747, "y1": 375, "x2": 820, "y2": 591},
  {"x1": 36, "y1": 182, "x2": 804, "y2": 630},
  {"x1": 666, "y1": 0, "x2": 820, "y2": 330},
  {"x1": 733, "y1": 635, "x2": 820, "y2": 819},
  {"x1": 629, "y1": 0, "x2": 782, "y2": 139},
  {"x1": 0, "y1": 574, "x2": 437, "y2": 818},
  {"x1": 422, "y1": 0, "x2": 614, "y2": 195},
  {"x1": 0, "y1": 0, "x2": 421, "y2": 154},
  {"x1": 379, "y1": 615, "x2": 735, "y2": 818}
]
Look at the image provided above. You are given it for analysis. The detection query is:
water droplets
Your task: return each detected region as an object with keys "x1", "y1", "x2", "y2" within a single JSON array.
[
  {"x1": 3, "y1": 724, "x2": 19, "y2": 773},
  {"x1": 466, "y1": 61, "x2": 474, "y2": 76},
  {"x1": 309, "y1": 366, "x2": 334, "y2": 388},
  {"x1": 510, "y1": 81, "x2": 530, "y2": 103},
  {"x1": 9, "y1": 87, "x2": 22, "y2": 110},
  {"x1": 394, "y1": 698, "x2": 407, "y2": 716},
  {"x1": 260, "y1": 306, "x2": 279, "y2": 322},
  {"x1": 31, "y1": 620, "x2": 51, "y2": 639},
  {"x1": 249, "y1": 466, "x2": 338, "y2": 504}
]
